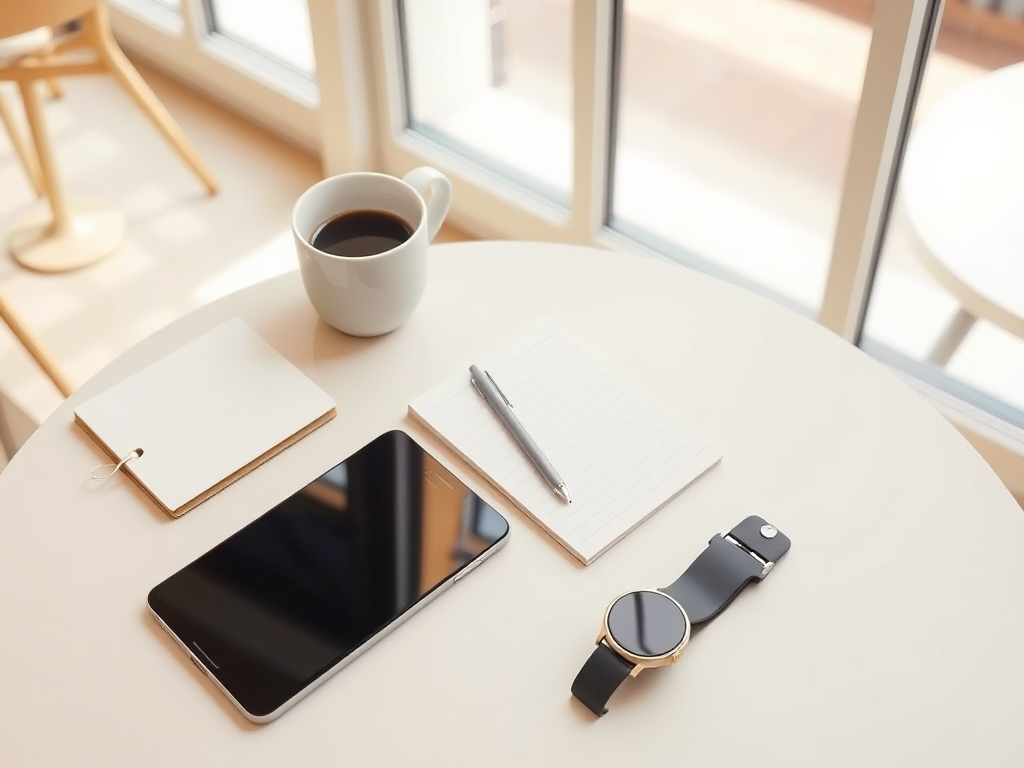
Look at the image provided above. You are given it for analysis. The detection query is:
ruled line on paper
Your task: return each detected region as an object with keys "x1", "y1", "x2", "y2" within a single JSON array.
[{"x1": 408, "y1": 325, "x2": 722, "y2": 565}]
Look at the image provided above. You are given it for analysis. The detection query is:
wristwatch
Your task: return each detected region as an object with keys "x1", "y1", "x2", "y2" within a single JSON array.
[{"x1": 570, "y1": 515, "x2": 791, "y2": 716}]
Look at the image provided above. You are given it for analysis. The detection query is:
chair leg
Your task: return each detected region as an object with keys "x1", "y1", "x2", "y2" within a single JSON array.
[
  {"x1": 0, "y1": 92, "x2": 46, "y2": 197},
  {"x1": 42, "y1": 42, "x2": 63, "y2": 99},
  {"x1": 928, "y1": 306, "x2": 976, "y2": 367},
  {"x1": 88, "y1": 7, "x2": 218, "y2": 194},
  {"x1": 0, "y1": 401, "x2": 16, "y2": 461},
  {"x1": 0, "y1": 290, "x2": 75, "y2": 397},
  {"x1": 10, "y1": 73, "x2": 125, "y2": 272},
  {"x1": 17, "y1": 79, "x2": 72, "y2": 230}
]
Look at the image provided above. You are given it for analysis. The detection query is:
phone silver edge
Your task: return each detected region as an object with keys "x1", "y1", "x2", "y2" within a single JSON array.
[{"x1": 147, "y1": 528, "x2": 509, "y2": 724}]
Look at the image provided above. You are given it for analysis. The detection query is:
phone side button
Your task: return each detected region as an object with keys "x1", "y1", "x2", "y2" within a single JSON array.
[
  {"x1": 453, "y1": 560, "x2": 481, "y2": 584},
  {"x1": 189, "y1": 655, "x2": 208, "y2": 676}
]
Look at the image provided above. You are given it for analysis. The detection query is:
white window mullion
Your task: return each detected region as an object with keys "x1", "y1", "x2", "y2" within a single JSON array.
[
  {"x1": 368, "y1": 0, "x2": 408, "y2": 153},
  {"x1": 309, "y1": 0, "x2": 379, "y2": 176},
  {"x1": 179, "y1": 0, "x2": 204, "y2": 43},
  {"x1": 819, "y1": 0, "x2": 939, "y2": 342},
  {"x1": 569, "y1": 0, "x2": 614, "y2": 243}
]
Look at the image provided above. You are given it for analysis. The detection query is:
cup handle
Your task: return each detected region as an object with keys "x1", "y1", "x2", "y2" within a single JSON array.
[{"x1": 402, "y1": 167, "x2": 452, "y2": 242}]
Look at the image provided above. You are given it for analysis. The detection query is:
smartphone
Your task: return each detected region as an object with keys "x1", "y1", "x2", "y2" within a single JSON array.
[{"x1": 147, "y1": 429, "x2": 510, "y2": 723}]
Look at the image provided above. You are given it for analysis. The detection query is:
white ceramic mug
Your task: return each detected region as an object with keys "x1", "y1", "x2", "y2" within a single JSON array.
[{"x1": 291, "y1": 168, "x2": 452, "y2": 337}]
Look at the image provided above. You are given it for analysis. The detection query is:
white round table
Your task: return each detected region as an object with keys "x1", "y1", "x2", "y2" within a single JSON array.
[
  {"x1": 1, "y1": 242, "x2": 1022, "y2": 767},
  {"x1": 901, "y1": 61, "x2": 1024, "y2": 364}
]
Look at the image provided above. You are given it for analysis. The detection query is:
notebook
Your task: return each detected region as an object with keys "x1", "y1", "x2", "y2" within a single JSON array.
[
  {"x1": 75, "y1": 317, "x2": 337, "y2": 518},
  {"x1": 408, "y1": 325, "x2": 723, "y2": 565}
]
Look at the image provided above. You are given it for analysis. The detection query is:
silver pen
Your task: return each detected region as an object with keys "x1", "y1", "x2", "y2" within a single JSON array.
[{"x1": 469, "y1": 364, "x2": 571, "y2": 504}]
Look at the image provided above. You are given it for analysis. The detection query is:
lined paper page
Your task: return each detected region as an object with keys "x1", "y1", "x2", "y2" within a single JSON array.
[{"x1": 409, "y1": 326, "x2": 722, "y2": 564}]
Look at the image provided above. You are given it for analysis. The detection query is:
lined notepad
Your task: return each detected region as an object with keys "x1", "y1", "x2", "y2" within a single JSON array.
[
  {"x1": 75, "y1": 318, "x2": 337, "y2": 518},
  {"x1": 408, "y1": 326, "x2": 722, "y2": 564}
]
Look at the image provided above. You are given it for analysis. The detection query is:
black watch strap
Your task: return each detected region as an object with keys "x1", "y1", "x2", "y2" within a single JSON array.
[
  {"x1": 660, "y1": 515, "x2": 792, "y2": 624},
  {"x1": 570, "y1": 516, "x2": 790, "y2": 716},
  {"x1": 570, "y1": 643, "x2": 635, "y2": 717}
]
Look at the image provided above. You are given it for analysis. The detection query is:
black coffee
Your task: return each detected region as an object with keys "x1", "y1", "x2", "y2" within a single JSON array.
[{"x1": 310, "y1": 209, "x2": 413, "y2": 258}]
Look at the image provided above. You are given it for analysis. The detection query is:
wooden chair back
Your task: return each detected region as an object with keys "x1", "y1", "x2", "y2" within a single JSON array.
[{"x1": 0, "y1": 0, "x2": 100, "y2": 40}]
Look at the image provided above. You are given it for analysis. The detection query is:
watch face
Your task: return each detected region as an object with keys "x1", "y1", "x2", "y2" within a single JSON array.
[{"x1": 606, "y1": 590, "x2": 688, "y2": 659}]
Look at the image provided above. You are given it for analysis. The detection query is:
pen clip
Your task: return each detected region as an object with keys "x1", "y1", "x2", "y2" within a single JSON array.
[{"x1": 484, "y1": 371, "x2": 512, "y2": 407}]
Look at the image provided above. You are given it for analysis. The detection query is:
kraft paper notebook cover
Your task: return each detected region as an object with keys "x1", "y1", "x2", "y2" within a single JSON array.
[
  {"x1": 408, "y1": 326, "x2": 723, "y2": 565},
  {"x1": 74, "y1": 317, "x2": 337, "y2": 518}
]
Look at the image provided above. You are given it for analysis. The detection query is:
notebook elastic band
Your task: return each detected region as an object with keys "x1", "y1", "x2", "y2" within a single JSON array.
[{"x1": 91, "y1": 448, "x2": 144, "y2": 481}]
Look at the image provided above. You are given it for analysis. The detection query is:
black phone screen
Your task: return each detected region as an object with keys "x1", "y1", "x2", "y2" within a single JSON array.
[{"x1": 147, "y1": 430, "x2": 509, "y2": 719}]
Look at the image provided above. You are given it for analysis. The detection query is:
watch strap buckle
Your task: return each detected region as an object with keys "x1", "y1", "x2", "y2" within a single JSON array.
[{"x1": 724, "y1": 515, "x2": 792, "y2": 567}]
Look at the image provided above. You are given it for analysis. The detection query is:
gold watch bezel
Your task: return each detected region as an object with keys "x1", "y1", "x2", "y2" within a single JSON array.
[{"x1": 598, "y1": 588, "x2": 691, "y2": 677}]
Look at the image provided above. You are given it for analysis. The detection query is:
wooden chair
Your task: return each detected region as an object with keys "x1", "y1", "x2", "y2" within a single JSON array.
[
  {"x1": 0, "y1": 0, "x2": 218, "y2": 399},
  {"x1": 1, "y1": 0, "x2": 217, "y2": 274}
]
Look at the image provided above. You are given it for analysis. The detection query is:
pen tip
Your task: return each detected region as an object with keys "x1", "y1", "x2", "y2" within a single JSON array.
[{"x1": 556, "y1": 484, "x2": 571, "y2": 504}]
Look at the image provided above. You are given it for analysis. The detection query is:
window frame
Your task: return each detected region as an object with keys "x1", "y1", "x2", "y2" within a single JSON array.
[{"x1": 109, "y1": 0, "x2": 375, "y2": 169}]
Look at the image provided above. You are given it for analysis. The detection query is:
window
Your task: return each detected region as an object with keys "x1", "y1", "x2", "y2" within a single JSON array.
[
  {"x1": 860, "y1": 0, "x2": 1024, "y2": 431},
  {"x1": 204, "y1": 0, "x2": 315, "y2": 78},
  {"x1": 610, "y1": 0, "x2": 875, "y2": 315},
  {"x1": 109, "y1": 0, "x2": 325, "y2": 151},
  {"x1": 398, "y1": 0, "x2": 573, "y2": 204},
  {"x1": 108, "y1": 0, "x2": 1024, "y2": 491}
]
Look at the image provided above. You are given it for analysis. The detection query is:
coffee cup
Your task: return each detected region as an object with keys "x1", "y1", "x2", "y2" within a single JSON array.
[{"x1": 291, "y1": 167, "x2": 452, "y2": 336}]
